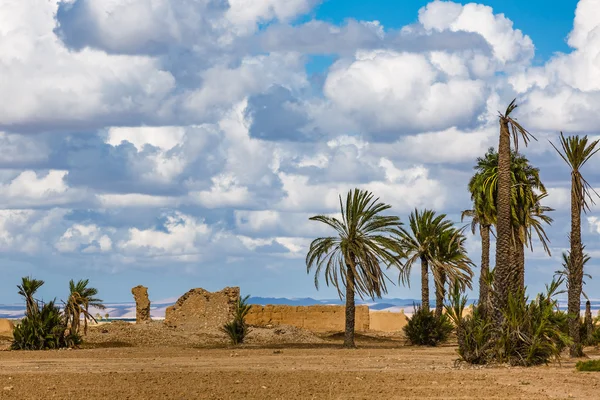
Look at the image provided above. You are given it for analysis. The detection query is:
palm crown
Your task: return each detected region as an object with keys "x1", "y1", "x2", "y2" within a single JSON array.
[{"x1": 306, "y1": 189, "x2": 403, "y2": 299}]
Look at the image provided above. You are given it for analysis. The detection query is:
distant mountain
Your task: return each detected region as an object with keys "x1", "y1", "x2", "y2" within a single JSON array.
[{"x1": 1, "y1": 297, "x2": 594, "y2": 319}]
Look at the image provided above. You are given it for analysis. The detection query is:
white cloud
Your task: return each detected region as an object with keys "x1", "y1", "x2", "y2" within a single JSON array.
[
  {"x1": 191, "y1": 174, "x2": 250, "y2": 209},
  {"x1": 55, "y1": 224, "x2": 113, "y2": 253},
  {"x1": 0, "y1": 0, "x2": 175, "y2": 130},
  {"x1": 118, "y1": 212, "x2": 211, "y2": 258},
  {"x1": 276, "y1": 159, "x2": 445, "y2": 213},
  {"x1": 225, "y1": 0, "x2": 319, "y2": 36},
  {"x1": 183, "y1": 52, "x2": 307, "y2": 118},
  {"x1": 373, "y1": 126, "x2": 495, "y2": 164},
  {"x1": 324, "y1": 50, "x2": 487, "y2": 133},
  {"x1": 106, "y1": 126, "x2": 186, "y2": 151},
  {"x1": 96, "y1": 193, "x2": 179, "y2": 208},
  {"x1": 0, "y1": 170, "x2": 86, "y2": 207},
  {"x1": 511, "y1": 0, "x2": 600, "y2": 133},
  {"x1": 0, "y1": 209, "x2": 67, "y2": 253},
  {"x1": 418, "y1": 1, "x2": 534, "y2": 66}
]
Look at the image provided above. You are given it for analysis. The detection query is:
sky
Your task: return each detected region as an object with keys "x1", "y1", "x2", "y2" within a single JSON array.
[{"x1": 0, "y1": 0, "x2": 599, "y2": 304}]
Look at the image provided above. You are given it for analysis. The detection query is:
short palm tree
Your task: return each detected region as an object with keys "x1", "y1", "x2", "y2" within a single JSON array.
[
  {"x1": 494, "y1": 100, "x2": 535, "y2": 322},
  {"x1": 306, "y1": 189, "x2": 404, "y2": 348},
  {"x1": 514, "y1": 192, "x2": 553, "y2": 289},
  {"x1": 430, "y1": 226, "x2": 475, "y2": 317},
  {"x1": 65, "y1": 279, "x2": 105, "y2": 336},
  {"x1": 550, "y1": 133, "x2": 600, "y2": 356},
  {"x1": 17, "y1": 277, "x2": 45, "y2": 317},
  {"x1": 397, "y1": 209, "x2": 462, "y2": 312}
]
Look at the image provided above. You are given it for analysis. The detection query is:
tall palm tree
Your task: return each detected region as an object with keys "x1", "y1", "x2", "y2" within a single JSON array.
[
  {"x1": 306, "y1": 189, "x2": 404, "y2": 348},
  {"x1": 554, "y1": 249, "x2": 592, "y2": 301},
  {"x1": 430, "y1": 227, "x2": 475, "y2": 317},
  {"x1": 550, "y1": 133, "x2": 600, "y2": 356},
  {"x1": 65, "y1": 279, "x2": 105, "y2": 336},
  {"x1": 493, "y1": 100, "x2": 535, "y2": 322},
  {"x1": 464, "y1": 148, "x2": 550, "y2": 312},
  {"x1": 17, "y1": 276, "x2": 45, "y2": 317}
]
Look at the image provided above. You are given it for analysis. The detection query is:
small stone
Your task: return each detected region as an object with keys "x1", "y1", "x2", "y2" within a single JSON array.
[{"x1": 3, "y1": 386, "x2": 13, "y2": 391}]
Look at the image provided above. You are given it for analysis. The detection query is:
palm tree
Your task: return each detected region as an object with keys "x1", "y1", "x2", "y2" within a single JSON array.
[
  {"x1": 430, "y1": 227, "x2": 475, "y2": 317},
  {"x1": 514, "y1": 192, "x2": 553, "y2": 289},
  {"x1": 554, "y1": 249, "x2": 591, "y2": 301},
  {"x1": 463, "y1": 152, "x2": 496, "y2": 317},
  {"x1": 494, "y1": 100, "x2": 535, "y2": 322},
  {"x1": 306, "y1": 189, "x2": 404, "y2": 348},
  {"x1": 65, "y1": 279, "x2": 105, "y2": 336},
  {"x1": 397, "y1": 209, "x2": 450, "y2": 310},
  {"x1": 464, "y1": 148, "x2": 550, "y2": 312},
  {"x1": 17, "y1": 277, "x2": 45, "y2": 317},
  {"x1": 550, "y1": 133, "x2": 600, "y2": 356}
]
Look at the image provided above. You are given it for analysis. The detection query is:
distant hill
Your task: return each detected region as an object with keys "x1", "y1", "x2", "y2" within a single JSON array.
[
  {"x1": 0, "y1": 296, "x2": 589, "y2": 319},
  {"x1": 0, "y1": 297, "x2": 421, "y2": 319}
]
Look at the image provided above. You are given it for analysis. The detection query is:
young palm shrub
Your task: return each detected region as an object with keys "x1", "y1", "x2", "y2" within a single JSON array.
[
  {"x1": 403, "y1": 304, "x2": 453, "y2": 346},
  {"x1": 64, "y1": 279, "x2": 105, "y2": 336},
  {"x1": 495, "y1": 280, "x2": 571, "y2": 366},
  {"x1": 11, "y1": 300, "x2": 80, "y2": 350},
  {"x1": 17, "y1": 276, "x2": 45, "y2": 316},
  {"x1": 445, "y1": 283, "x2": 493, "y2": 364},
  {"x1": 222, "y1": 295, "x2": 252, "y2": 345},
  {"x1": 576, "y1": 360, "x2": 600, "y2": 371}
]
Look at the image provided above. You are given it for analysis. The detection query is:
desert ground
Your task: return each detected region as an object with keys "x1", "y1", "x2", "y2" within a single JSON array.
[{"x1": 1, "y1": 322, "x2": 600, "y2": 400}]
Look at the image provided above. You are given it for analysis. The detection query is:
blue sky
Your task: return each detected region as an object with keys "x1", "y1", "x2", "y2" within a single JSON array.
[{"x1": 1, "y1": 0, "x2": 599, "y2": 304}]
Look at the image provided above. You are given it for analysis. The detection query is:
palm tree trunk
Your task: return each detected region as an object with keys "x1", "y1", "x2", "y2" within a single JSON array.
[
  {"x1": 421, "y1": 256, "x2": 430, "y2": 311},
  {"x1": 435, "y1": 271, "x2": 446, "y2": 318},
  {"x1": 569, "y1": 173, "x2": 584, "y2": 357},
  {"x1": 344, "y1": 263, "x2": 356, "y2": 348},
  {"x1": 493, "y1": 117, "x2": 513, "y2": 323},
  {"x1": 517, "y1": 240, "x2": 525, "y2": 292},
  {"x1": 585, "y1": 300, "x2": 593, "y2": 346},
  {"x1": 478, "y1": 225, "x2": 491, "y2": 316}
]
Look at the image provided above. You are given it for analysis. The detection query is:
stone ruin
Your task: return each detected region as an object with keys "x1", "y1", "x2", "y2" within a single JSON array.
[
  {"x1": 131, "y1": 285, "x2": 151, "y2": 324},
  {"x1": 164, "y1": 287, "x2": 239, "y2": 331}
]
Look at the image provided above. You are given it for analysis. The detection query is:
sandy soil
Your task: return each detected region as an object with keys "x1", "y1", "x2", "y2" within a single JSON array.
[{"x1": 1, "y1": 323, "x2": 599, "y2": 399}]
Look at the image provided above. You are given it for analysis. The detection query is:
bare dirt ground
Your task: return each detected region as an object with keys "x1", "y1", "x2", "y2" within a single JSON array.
[{"x1": 1, "y1": 323, "x2": 600, "y2": 399}]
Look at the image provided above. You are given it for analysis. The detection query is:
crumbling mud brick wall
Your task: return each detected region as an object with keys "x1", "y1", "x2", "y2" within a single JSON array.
[
  {"x1": 246, "y1": 305, "x2": 370, "y2": 332},
  {"x1": 131, "y1": 285, "x2": 151, "y2": 324},
  {"x1": 369, "y1": 311, "x2": 408, "y2": 332},
  {"x1": 164, "y1": 287, "x2": 240, "y2": 330}
]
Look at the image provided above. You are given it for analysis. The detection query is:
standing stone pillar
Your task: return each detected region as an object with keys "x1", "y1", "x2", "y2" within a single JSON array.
[{"x1": 131, "y1": 285, "x2": 151, "y2": 324}]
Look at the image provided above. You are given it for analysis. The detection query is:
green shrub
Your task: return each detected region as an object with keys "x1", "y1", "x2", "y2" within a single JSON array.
[
  {"x1": 403, "y1": 304, "x2": 453, "y2": 346},
  {"x1": 445, "y1": 284, "x2": 493, "y2": 364},
  {"x1": 457, "y1": 308, "x2": 494, "y2": 364},
  {"x1": 11, "y1": 300, "x2": 81, "y2": 350},
  {"x1": 495, "y1": 280, "x2": 571, "y2": 366},
  {"x1": 576, "y1": 360, "x2": 600, "y2": 371},
  {"x1": 222, "y1": 295, "x2": 252, "y2": 345}
]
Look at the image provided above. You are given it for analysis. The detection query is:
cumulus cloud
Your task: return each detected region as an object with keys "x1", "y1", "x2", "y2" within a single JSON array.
[
  {"x1": 55, "y1": 223, "x2": 113, "y2": 253},
  {"x1": 0, "y1": 170, "x2": 87, "y2": 208},
  {"x1": 0, "y1": 0, "x2": 175, "y2": 132},
  {"x1": 323, "y1": 50, "x2": 487, "y2": 135},
  {"x1": 1, "y1": 0, "x2": 599, "y2": 301},
  {"x1": 511, "y1": 0, "x2": 600, "y2": 133},
  {"x1": 418, "y1": 0, "x2": 534, "y2": 66}
]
